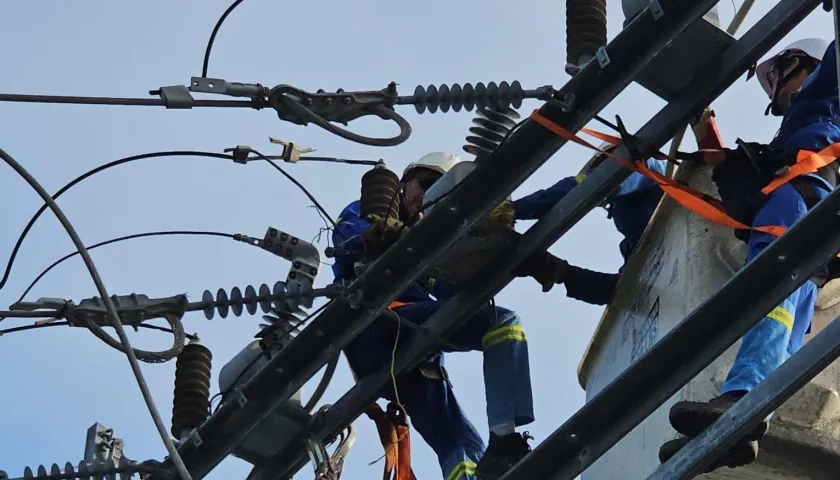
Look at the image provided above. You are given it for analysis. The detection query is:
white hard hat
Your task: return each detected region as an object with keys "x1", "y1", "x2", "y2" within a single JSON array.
[
  {"x1": 402, "y1": 152, "x2": 462, "y2": 178},
  {"x1": 754, "y1": 38, "x2": 829, "y2": 98}
]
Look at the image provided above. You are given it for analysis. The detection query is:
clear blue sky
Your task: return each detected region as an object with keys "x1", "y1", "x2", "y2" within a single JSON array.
[{"x1": 0, "y1": 1, "x2": 833, "y2": 479}]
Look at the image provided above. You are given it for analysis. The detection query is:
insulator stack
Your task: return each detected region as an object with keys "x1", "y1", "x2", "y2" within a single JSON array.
[
  {"x1": 360, "y1": 163, "x2": 401, "y2": 220},
  {"x1": 202, "y1": 281, "x2": 314, "y2": 320},
  {"x1": 566, "y1": 0, "x2": 607, "y2": 70},
  {"x1": 262, "y1": 307, "x2": 306, "y2": 340},
  {"x1": 411, "y1": 81, "x2": 525, "y2": 114},
  {"x1": 171, "y1": 340, "x2": 212, "y2": 440},
  {"x1": 3, "y1": 461, "x2": 127, "y2": 480},
  {"x1": 463, "y1": 105, "x2": 522, "y2": 159}
]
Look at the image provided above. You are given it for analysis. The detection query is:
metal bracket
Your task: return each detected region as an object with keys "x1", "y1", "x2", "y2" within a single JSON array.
[
  {"x1": 648, "y1": 0, "x2": 664, "y2": 20},
  {"x1": 233, "y1": 233, "x2": 263, "y2": 247},
  {"x1": 189, "y1": 77, "x2": 268, "y2": 99},
  {"x1": 261, "y1": 227, "x2": 321, "y2": 310},
  {"x1": 595, "y1": 47, "x2": 611, "y2": 69},
  {"x1": 268, "y1": 137, "x2": 316, "y2": 163},
  {"x1": 188, "y1": 429, "x2": 203, "y2": 448},
  {"x1": 231, "y1": 389, "x2": 248, "y2": 408}
]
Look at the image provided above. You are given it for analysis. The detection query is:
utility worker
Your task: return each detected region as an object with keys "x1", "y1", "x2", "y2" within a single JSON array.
[
  {"x1": 659, "y1": 38, "x2": 838, "y2": 472},
  {"x1": 333, "y1": 152, "x2": 558, "y2": 480},
  {"x1": 511, "y1": 109, "x2": 723, "y2": 305}
]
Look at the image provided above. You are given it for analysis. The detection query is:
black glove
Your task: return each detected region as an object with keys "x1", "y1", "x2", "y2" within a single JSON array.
[{"x1": 513, "y1": 251, "x2": 569, "y2": 292}]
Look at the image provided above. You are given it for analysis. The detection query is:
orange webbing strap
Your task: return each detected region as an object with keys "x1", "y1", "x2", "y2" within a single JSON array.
[
  {"x1": 761, "y1": 143, "x2": 840, "y2": 195},
  {"x1": 388, "y1": 300, "x2": 409, "y2": 310},
  {"x1": 528, "y1": 110, "x2": 794, "y2": 238},
  {"x1": 365, "y1": 403, "x2": 417, "y2": 480}
]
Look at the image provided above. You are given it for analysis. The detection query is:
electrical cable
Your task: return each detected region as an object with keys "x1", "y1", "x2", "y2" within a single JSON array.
[
  {"x1": 0, "y1": 146, "x2": 192, "y2": 480},
  {"x1": 0, "y1": 320, "x2": 198, "y2": 341},
  {"x1": 12, "y1": 230, "x2": 236, "y2": 309},
  {"x1": 202, "y1": 0, "x2": 246, "y2": 78},
  {"x1": 0, "y1": 92, "x2": 252, "y2": 108},
  {"x1": 245, "y1": 148, "x2": 338, "y2": 227},
  {"x1": 0, "y1": 149, "x2": 347, "y2": 297}
]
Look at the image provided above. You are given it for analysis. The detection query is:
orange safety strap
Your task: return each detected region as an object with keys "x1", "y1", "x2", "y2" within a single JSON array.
[
  {"x1": 530, "y1": 110, "x2": 840, "y2": 242},
  {"x1": 365, "y1": 403, "x2": 417, "y2": 480},
  {"x1": 388, "y1": 300, "x2": 409, "y2": 310}
]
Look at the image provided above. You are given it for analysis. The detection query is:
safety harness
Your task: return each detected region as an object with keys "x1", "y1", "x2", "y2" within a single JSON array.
[
  {"x1": 354, "y1": 300, "x2": 451, "y2": 480},
  {"x1": 528, "y1": 110, "x2": 840, "y2": 262},
  {"x1": 365, "y1": 402, "x2": 417, "y2": 480}
]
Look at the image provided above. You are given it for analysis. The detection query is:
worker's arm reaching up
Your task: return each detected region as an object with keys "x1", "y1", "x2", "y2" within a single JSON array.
[{"x1": 331, "y1": 200, "x2": 371, "y2": 282}]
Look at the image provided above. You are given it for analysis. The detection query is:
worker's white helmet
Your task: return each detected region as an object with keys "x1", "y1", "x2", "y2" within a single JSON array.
[
  {"x1": 402, "y1": 152, "x2": 462, "y2": 178},
  {"x1": 754, "y1": 38, "x2": 829, "y2": 98}
]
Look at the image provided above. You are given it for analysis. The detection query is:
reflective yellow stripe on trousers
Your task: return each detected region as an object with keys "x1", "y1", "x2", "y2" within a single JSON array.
[
  {"x1": 481, "y1": 325, "x2": 526, "y2": 350},
  {"x1": 445, "y1": 461, "x2": 477, "y2": 480}
]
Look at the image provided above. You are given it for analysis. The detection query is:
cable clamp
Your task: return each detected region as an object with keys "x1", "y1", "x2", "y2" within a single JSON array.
[
  {"x1": 149, "y1": 85, "x2": 195, "y2": 109},
  {"x1": 268, "y1": 137, "x2": 316, "y2": 163},
  {"x1": 224, "y1": 145, "x2": 252, "y2": 164}
]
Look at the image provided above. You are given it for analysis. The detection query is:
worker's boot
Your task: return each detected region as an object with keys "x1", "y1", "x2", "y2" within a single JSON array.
[
  {"x1": 475, "y1": 432, "x2": 533, "y2": 480},
  {"x1": 658, "y1": 435, "x2": 759, "y2": 471},
  {"x1": 669, "y1": 390, "x2": 768, "y2": 441}
]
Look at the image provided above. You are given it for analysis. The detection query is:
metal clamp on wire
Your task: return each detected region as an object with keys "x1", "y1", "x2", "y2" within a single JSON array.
[
  {"x1": 11, "y1": 294, "x2": 189, "y2": 328},
  {"x1": 149, "y1": 85, "x2": 196, "y2": 109},
  {"x1": 70, "y1": 294, "x2": 189, "y2": 328},
  {"x1": 266, "y1": 83, "x2": 412, "y2": 147}
]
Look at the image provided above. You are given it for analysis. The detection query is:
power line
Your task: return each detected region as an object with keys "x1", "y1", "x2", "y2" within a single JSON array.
[{"x1": 0, "y1": 146, "x2": 192, "y2": 480}]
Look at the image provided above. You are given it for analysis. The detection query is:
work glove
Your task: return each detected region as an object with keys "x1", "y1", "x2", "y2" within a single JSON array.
[
  {"x1": 513, "y1": 250, "x2": 569, "y2": 292},
  {"x1": 474, "y1": 200, "x2": 517, "y2": 236},
  {"x1": 362, "y1": 215, "x2": 406, "y2": 261}
]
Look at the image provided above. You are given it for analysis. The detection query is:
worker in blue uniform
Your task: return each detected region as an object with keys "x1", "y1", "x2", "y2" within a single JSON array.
[
  {"x1": 333, "y1": 152, "x2": 559, "y2": 480},
  {"x1": 511, "y1": 154, "x2": 667, "y2": 305},
  {"x1": 660, "y1": 38, "x2": 838, "y2": 472},
  {"x1": 510, "y1": 108, "x2": 724, "y2": 304}
]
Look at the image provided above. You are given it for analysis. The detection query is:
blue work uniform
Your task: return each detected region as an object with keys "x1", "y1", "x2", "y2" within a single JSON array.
[
  {"x1": 512, "y1": 158, "x2": 667, "y2": 305},
  {"x1": 722, "y1": 40, "x2": 839, "y2": 394},
  {"x1": 332, "y1": 201, "x2": 535, "y2": 480}
]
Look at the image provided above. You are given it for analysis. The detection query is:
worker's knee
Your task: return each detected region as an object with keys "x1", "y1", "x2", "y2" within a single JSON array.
[{"x1": 480, "y1": 306, "x2": 526, "y2": 350}]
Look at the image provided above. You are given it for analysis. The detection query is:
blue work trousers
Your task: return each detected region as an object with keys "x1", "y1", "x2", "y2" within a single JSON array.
[
  {"x1": 344, "y1": 301, "x2": 534, "y2": 480},
  {"x1": 722, "y1": 182, "x2": 827, "y2": 394}
]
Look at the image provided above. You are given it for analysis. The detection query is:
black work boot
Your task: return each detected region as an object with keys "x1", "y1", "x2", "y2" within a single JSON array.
[
  {"x1": 659, "y1": 436, "x2": 759, "y2": 472},
  {"x1": 669, "y1": 391, "x2": 768, "y2": 441},
  {"x1": 475, "y1": 432, "x2": 533, "y2": 480}
]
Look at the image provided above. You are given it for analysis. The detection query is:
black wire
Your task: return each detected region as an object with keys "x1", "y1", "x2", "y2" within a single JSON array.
[
  {"x1": 0, "y1": 320, "x2": 198, "y2": 340},
  {"x1": 0, "y1": 151, "x2": 233, "y2": 293},
  {"x1": 0, "y1": 93, "x2": 252, "y2": 108},
  {"x1": 0, "y1": 149, "x2": 328, "y2": 295},
  {"x1": 202, "y1": 0, "x2": 246, "y2": 78},
  {"x1": 0, "y1": 146, "x2": 192, "y2": 480},
  {"x1": 248, "y1": 148, "x2": 338, "y2": 227},
  {"x1": 5, "y1": 231, "x2": 235, "y2": 322}
]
